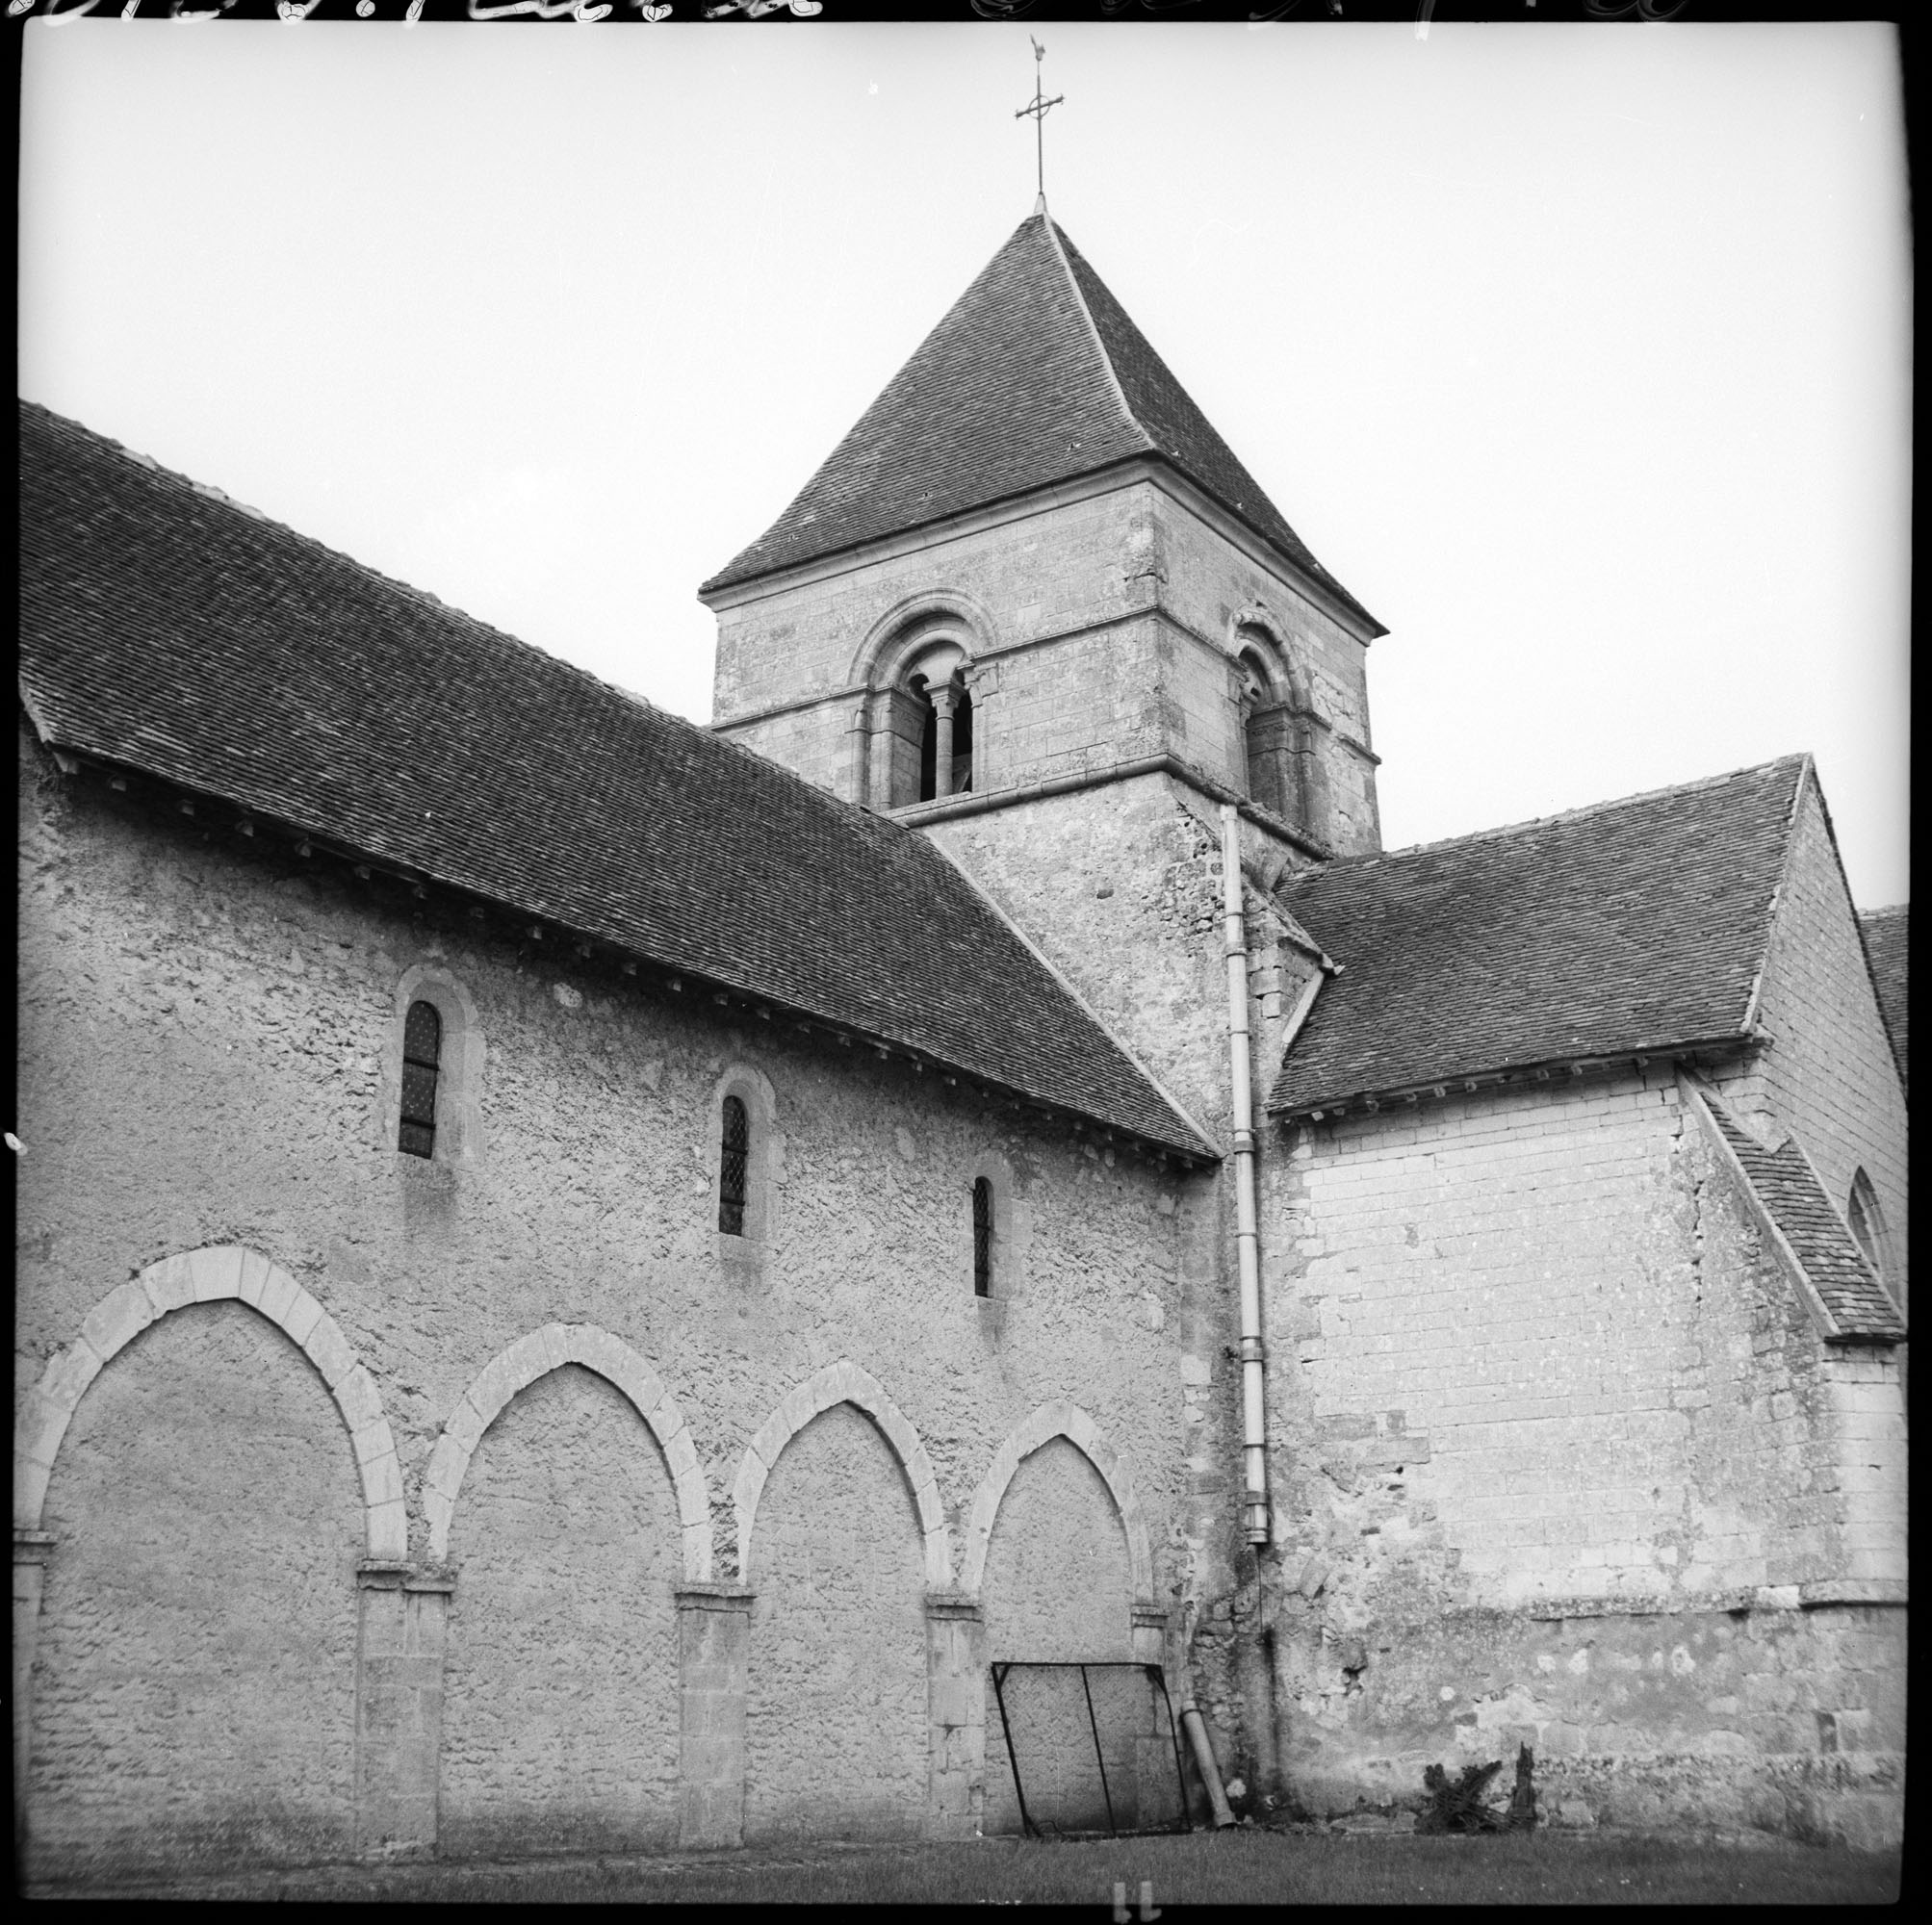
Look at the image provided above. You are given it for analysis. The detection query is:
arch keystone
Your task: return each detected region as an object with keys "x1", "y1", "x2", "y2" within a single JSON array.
[{"x1": 190, "y1": 1245, "x2": 245, "y2": 1301}]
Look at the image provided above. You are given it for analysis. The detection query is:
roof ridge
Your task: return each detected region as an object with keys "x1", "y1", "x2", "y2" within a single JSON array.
[
  {"x1": 1301, "y1": 755, "x2": 1812, "y2": 876},
  {"x1": 1041, "y1": 214, "x2": 1149, "y2": 461},
  {"x1": 1860, "y1": 903, "x2": 1910, "y2": 921}
]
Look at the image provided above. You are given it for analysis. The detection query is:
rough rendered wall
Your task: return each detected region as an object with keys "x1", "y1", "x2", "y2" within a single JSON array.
[
  {"x1": 29, "y1": 1302, "x2": 361, "y2": 1874},
  {"x1": 980, "y1": 1438, "x2": 1139, "y2": 1835},
  {"x1": 439, "y1": 1366, "x2": 682, "y2": 1858},
  {"x1": 16, "y1": 739, "x2": 1198, "y2": 1872},
  {"x1": 743, "y1": 1404, "x2": 929, "y2": 1841},
  {"x1": 1728, "y1": 777, "x2": 1909, "y2": 1306},
  {"x1": 927, "y1": 776, "x2": 1246, "y2": 1633},
  {"x1": 1252, "y1": 1067, "x2": 1903, "y2": 1843}
]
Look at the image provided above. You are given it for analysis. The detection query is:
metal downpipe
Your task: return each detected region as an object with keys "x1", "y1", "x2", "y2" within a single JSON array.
[{"x1": 1219, "y1": 804, "x2": 1270, "y2": 1548}]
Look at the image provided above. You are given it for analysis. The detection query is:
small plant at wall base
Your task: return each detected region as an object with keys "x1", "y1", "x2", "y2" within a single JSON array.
[{"x1": 1417, "y1": 1746, "x2": 1537, "y2": 1835}]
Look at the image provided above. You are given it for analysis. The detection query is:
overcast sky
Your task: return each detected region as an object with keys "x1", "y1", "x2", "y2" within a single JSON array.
[{"x1": 19, "y1": 18, "x2": 1910, "y2": 907}]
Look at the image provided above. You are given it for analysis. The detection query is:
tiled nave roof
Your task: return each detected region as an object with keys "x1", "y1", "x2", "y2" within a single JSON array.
[{"x1": 17, "y1": 399, "x2": 1214, "y2": 1164}]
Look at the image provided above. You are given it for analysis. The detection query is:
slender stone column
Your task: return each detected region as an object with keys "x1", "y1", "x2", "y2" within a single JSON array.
[
  {"x1": 13, "y1": 1529, "x2": 56, "y2": 1853},
  {"x1": 925, "y1": 1590, "x2": 984, "y2": 1837},
  {"x1": 677, "y1": 1582, "x2": 753, "y2": 1848},
  {"x1": 930, "y1": 684, "x2": 959, "y2": 800},
  {"x1": 354, "y1": 1562, "x2": 453, "y2": 1859}
]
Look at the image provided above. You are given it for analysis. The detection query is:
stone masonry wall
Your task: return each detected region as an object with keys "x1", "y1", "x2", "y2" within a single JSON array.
[
  {"x1": 928, "y1": 774, "x2": 1275, "y2": 1774},
  {"x1": 1249, "y1": 1066, "x2": 1903, "y2": 1844},
  {"x1": 742, "y1": 1402, "x2": 931, "y2": 1842},
  {"x1": 15, "y1": 735, "x2": 1204, "y2": 1874},
  {"x1": 1146, "y1": 489, "x2": 1379, "y2": 857},
  {"x1": 437, "y1": 1365, "x2": 683, "y2": 1859},
  {"x1": 29, "y1": 1301, "x2": 364, "y2": 1875},
  {"x1": 709, "y1": 478, "x2": 1378, "y2": 854}
]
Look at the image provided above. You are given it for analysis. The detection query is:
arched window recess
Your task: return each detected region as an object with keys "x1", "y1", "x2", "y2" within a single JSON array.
[
  {"x1": 1235, "y1": 627, "x2": 1307, "y2": 832},
  {"x1": 1846, "y1": 1168, "x2": 1892, "y2": 1286},
  {"x1": 399, "y1": 1000, "x2": 442, "y2": 1158},
  {"x1": 719, "y1": 1095, "x2": 750, "y2": 1237},
  {"x1": 870, "y1": 633, "x2": 976, "y2": 809}
]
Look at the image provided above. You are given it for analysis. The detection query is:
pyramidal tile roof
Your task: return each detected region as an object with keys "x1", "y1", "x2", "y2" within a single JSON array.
[
  {"x1": 703, "y1": 210, "x2": 1381, "y2": 630},
  {"x1": 16, "y1": 399, "x2": 1215, "y2": 1164},
  {"x1": 1269, "y1": 757, "x2": 1810, "y2": 1118}
]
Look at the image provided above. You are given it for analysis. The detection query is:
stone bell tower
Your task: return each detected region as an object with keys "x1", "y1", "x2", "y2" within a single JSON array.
[
  {"x1": 703, "y1": 206, "x2": 1389, "y2": 1777},
  {"x1": 700, "y1": 204, "x2": 1386, "y2": 1124}
]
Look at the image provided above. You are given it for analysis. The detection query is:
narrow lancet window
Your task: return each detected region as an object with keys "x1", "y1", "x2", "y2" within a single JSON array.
[
  {"x1": 399, "y1": 999, "x2": 442, "y2": 1158},
  {"x1": 719, "y1": 1094, "x2": 750, "y2": 1236},
  {"x1": 1847, "y1": 1168, "x2": 1886, "y2": 1279},
  {"x1": 973, "y1": 1175, "x2": 994, "y2": 1296}
]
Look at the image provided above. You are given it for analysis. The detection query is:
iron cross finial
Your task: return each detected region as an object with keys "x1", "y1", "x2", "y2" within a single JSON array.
[{"x1": 1014, "y1": 37, "x2": 1065, "y2": 209}]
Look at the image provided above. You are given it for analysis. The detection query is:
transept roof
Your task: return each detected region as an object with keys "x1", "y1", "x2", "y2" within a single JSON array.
[
  {"x1": 701, "y1": 211, "x2": 1382, "y2": 631},
  {"x1": 1268, "y1": 757, "x2": 1812, "y2": 1119}
]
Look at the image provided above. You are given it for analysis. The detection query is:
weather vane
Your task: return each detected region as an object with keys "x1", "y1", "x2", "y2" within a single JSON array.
[{"x1": 1014, "y1": 38, "x2": 1065, "y2": 211}]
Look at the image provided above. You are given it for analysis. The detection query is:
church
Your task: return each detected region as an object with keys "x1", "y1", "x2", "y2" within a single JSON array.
[{"x1": 15, "y1": 202, "x2": 1907, "y2": 1876}]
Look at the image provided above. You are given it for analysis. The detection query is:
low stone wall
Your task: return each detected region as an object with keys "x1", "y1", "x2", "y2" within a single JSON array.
[{"x1": 1265, "y1": 1596, "x2": 1905, "y2": 1850}]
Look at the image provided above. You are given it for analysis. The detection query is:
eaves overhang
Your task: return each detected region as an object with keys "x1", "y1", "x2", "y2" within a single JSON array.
[{"x1": 22, "y1": 723, "x2": 1221, "y2": 1171}]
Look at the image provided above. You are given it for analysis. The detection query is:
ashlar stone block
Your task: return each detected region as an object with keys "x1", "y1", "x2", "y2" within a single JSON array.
[
  {"x1": 335, "y1": 1364, "x2": 386, "y2": 1435},
  {"x1": 79, "y1": 1281, "x2": 158, "y2": 1364},
  {"x1": 360, "y1": 1450, "x2": 404, "y2": 1511},
  {"x1": 142, "y1": 1253, "x2": 198, "y2": 1315},
  {"x1": 39, "y1": 1341, "x2": 104, "y2": 1416},
  {"x1": 189, "y1": 1245, "x2": 245, "y2": 1302},
  {"x1": 301, "y1": 1310, "x2": 357, "y2": 1390},
  {"x1": 236, "y1": 1246, "x2": 274, "y2": 1305},
  {"x1": 255, "y1": 1262, "x2": 300, "y2": 1329}
]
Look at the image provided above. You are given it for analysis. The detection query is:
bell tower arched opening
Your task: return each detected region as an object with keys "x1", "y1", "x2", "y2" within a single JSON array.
[{"x1": 1235, "y1": 628, "x2": 1305, "y2": 832}]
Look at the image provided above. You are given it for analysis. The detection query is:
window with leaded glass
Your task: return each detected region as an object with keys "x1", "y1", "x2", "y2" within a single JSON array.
[
  {"x1": 719, "y1": 1094, "x2": 750, "y2": 1236},
  {"x1": 973, "y1": 1175, "x2": 993, "y2": 1297},
  {"x1": 399, "y1": 999, "x2": 441, "y2": 1158}
]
